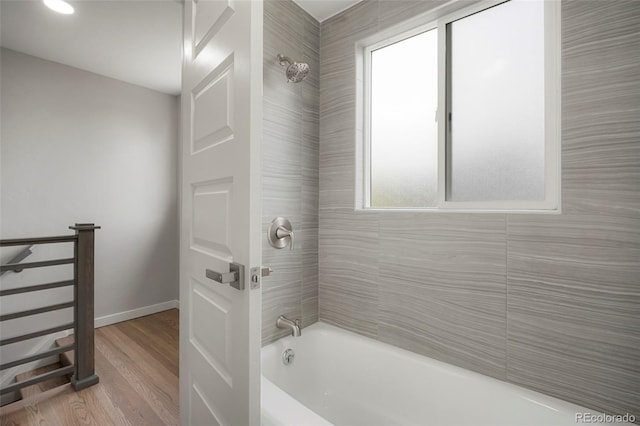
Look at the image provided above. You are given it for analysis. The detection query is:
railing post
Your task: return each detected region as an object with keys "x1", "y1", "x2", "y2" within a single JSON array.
[{"x1": 69, "y1": 223, "x2": 100, "y2": 391}]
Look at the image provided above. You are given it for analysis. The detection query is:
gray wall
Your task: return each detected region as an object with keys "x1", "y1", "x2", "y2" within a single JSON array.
[
  {"x1": 319, "y1": 0, "x2": 639, "y2": 418},
  {"x1": 1, "y1": 49, "x2": 179, "y2": 347},
  {"x1": 262, "y1": 0, "x2": 320, "y2": 345}
]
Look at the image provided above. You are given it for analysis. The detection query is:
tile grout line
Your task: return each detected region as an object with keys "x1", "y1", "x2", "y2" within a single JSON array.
[{"x1": 505, "y1": 213, "x2": 509, "y2": 382}]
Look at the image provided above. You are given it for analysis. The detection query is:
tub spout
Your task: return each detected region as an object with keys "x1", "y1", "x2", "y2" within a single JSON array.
[{"x1": 276, "y1": 315, "x2": 301, "y2": 337}]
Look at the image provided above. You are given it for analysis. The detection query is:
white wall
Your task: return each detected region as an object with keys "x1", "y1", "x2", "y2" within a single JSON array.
[{"x1": 0, "y1": 48, "x2": 179, "y2": 374}]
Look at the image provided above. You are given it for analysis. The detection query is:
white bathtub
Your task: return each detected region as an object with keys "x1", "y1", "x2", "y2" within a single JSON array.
[{"x1": 261, "y1": 322, "x2": 632, "y2": 426}]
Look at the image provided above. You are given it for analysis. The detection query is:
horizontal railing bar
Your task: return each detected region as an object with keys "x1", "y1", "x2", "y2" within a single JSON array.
[
  {"x1": 0, "y1": 323, "x2": 75, "y2": 346},
  {"x1": 0, "y1": 280, "x2": 75, "y2": 297},
  {"x1": 0, "y1": 344, "x2": 75, "y2": 371},
  {"x1": 0, "y1": 365, "x2": 74, "y2": 395},
  {"x1": 0, "y1": 301, "x2": 75, "y2": 322},
  {"x1": 0, "y1": 236, "x2": 77, "y2": 246},
  {"x1": 1, "y1": 258, "x2": 74, "y2": 272}
]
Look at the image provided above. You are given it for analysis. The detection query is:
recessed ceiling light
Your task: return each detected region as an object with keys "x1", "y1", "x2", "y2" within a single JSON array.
[{"x1": 43, "y1": 0, "x2": 75, "y2": 15}]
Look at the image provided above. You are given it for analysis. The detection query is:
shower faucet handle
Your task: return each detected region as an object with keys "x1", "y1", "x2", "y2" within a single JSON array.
[
  {"x1": 276, "y1": 225, "x2": 294, "y2": 251},
  {"x1": 267, "y1": 217, "x2": 295, "y2": 251}
]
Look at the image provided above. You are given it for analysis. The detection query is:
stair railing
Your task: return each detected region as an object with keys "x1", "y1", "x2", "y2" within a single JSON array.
[{"x1": 0, "y1": 223, "x2": 100, "y2": 396}]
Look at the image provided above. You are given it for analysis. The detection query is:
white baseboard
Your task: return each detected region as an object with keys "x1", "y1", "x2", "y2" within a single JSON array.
[{"x1": 94, "y1": 299, "x2": 179, "y2": 328}]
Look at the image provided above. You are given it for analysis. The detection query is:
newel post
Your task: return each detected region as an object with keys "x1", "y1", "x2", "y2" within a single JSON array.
[{"x1": 70, "y1": 223, "x2": 101, "y2": 390}]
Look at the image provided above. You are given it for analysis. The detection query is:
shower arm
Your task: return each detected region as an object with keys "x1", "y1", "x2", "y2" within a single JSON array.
[{"x1": 277, "y1": 54, "x2": 293, "y2": 67}]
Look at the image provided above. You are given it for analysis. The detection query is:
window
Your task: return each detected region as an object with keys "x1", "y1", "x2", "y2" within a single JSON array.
[{"x1": 360, "y1": 0, "x2": 560, "y2": 211}]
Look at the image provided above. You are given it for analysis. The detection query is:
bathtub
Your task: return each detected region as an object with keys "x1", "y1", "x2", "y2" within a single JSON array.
[{"x1": 261, "y1": 322, "x2": 631, "y2": 426}]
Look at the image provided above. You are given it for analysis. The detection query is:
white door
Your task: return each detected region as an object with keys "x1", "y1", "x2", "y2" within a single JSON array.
[{"x1": 179, "y1": 1, "x2": 262, "y2": 425}]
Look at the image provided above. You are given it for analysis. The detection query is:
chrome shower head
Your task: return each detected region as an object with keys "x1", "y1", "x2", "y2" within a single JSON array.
[{"x1": 277, "y1": 54, "x2": 309, "y2": 83}]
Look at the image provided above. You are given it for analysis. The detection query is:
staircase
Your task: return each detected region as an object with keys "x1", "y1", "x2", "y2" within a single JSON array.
[
  {"x1": 1, "y1": 224, "x2": 100, "y2": 406},
  {"x1": 12, "y1": 336, "x2": 75, "y2": 401}
]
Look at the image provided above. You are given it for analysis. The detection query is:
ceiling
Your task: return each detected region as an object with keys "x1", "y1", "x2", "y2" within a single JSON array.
[
  {"x1": 292, "y1": 0, "x2": 362, "y2": 22},
  {"x1": 0, "y1": 0, "x2": 362, "y2": 95},
  {"x1": 0, "y1": 0, "x2": 183, "y2": 95}
]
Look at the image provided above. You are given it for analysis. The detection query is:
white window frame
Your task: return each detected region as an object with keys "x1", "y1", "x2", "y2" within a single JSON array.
[{"x1": 357, "y1": 0, "x2": 561, "y2": 213}]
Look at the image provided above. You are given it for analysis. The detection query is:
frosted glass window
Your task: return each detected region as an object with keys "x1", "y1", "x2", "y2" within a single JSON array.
[
  {"x1": 370, "y1": 29, "x2": 438, "y2": 208},
  {"x1": 448, "y1": 0, "x2": 545, "y2": 201},
  {"x1": 361, "y1": 0, "x2": 559, "y2": 211}
]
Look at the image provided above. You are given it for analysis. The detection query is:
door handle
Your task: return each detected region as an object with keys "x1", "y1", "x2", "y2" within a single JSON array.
[{"x1": 206, "y1": 262, "x2": 245, "y2": 290}]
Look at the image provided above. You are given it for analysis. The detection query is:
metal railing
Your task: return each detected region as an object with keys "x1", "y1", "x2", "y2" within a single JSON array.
[{"x1": 0, "y1": 223, "x2": 100, "y2": 396}]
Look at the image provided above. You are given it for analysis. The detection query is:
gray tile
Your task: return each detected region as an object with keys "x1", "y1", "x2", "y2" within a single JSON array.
[
  {"x1": 301, "y1": 225, "x2": 319, "y2": 300},
  {"x1": 507, "y1": 315, "x2": 640, "y2": 419},
  {"x1": 319, "y1": 277, "x2": 379, "y2": 339},
  {"x1": 303, "y1": 14, "x2": 320, "y2": 89},
  {"x1": 319, "y1": 120, "x2": 355, "y2": 198},
  {"x1": 319, "y1": 211, "x2": 380, "y2": 338},
  {"x1": 302, "y1": 296, "x2": 319, "y2": 328},
  {"x1": 378, "y1": 213, "x2": 507, "y2": 379},
  {"x1": 262, "y1": 175, "x2": 301, "y2": 221},
  {"x1": 319, "y1": 166, "x2": 353, "y2": 195},
  {"x1": 302, "y1": 170, "x2": 319, "y2": 229},
  {"x1": 263, "y1": 101, "x2": 302, "y2": 178},
  {"x1": 262, "y1": 282, "x2": 302, "y2": 345},
  {"x1": 318, "y1": 189, "x2": 355, "y2": 211},
  {"x1": 321, "y1": 0, "x2": 379, "y2": 48},
  {"x1": 378, "y1": 0, "x2": 448, "y2": 30},
  {"x1": 319, "y1": 119, "x2": 355, "y2": 160},
  {"x1": 260, "y1": 258, "x2": 302, "y2": 291},
  {"x1": 262, "y1": 0, "x2": 319, "y2": 345},
  {"x1": 507, "y1": 215, "x2": 640, "y2": 418},
  {"x1": 264, "y1": 1, "x2": 304, "y2": 98},
  {"x1": 560, "y1": 1, "x2": 640, "y2": 218},
  {"x1": 302, "y1": 256, "x2": 318, "y2": 300},
  {"x1": 503, "y1": 3, "x2": 640, "y2": 414},
  {"x1": 314, "y1": 0, "x2": 640, "y2": 419},
  {"x1": 265, "y1": 0, "x2": 305, "y2": 52}
]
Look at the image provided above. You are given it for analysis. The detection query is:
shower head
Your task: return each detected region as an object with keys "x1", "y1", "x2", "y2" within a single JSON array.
[{"x1": 277, "y1": 54, "x2": 309, "y2": 83}]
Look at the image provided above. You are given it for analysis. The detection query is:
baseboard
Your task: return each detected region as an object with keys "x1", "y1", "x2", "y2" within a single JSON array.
[{"x1": 94, "y1": 299, "x2": 179, "y2": 328}]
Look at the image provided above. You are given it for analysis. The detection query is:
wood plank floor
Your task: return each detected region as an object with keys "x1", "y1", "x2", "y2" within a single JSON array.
[
  {"x1": 15, "y1": 363, "x2": 70, "y2": 400},
  {"x1": 0, "y1": 309, "x2": 179, "y2": 426}
]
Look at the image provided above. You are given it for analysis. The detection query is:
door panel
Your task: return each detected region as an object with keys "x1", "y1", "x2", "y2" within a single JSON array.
[
  {"x1": 191, "y1": 277, "x2": 232, "y2": 384},
  {"x1": 194, "y1": 0, "x2": 234, "y2": 55},
  {"x1": 192, "y1": 55, "x2": 234, "y2": 153},
  {"x1": 180, "y1": 1, "x2": 262, "y2": 425},
  {"x1": 192, "y1": 179, "x2": 233, "y2": 257}
]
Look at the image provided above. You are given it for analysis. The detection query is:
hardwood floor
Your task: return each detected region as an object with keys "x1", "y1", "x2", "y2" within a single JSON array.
[{"x1": 0, "y1": 309, "x2": 179, "y2": 426}]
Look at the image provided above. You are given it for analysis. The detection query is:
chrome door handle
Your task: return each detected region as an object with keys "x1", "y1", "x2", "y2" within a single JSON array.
[
  {"x1": 206, "y1": 262, "x2": 245, "y2": 290},
  {"x1": 206, "y1": 270, "x2": 236, "y2": 283}
]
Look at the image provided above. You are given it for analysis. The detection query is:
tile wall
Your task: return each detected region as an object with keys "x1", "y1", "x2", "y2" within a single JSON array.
[
  {"x1": 262, "y1": 0, "x2": 320, "y2": 345},
  {"x1": 319, "y1": 0, "x2": 640, "y2": 417}
]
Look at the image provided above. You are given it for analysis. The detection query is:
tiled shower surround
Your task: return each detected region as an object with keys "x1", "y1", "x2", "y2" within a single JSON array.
[
  {"x1": 264, "y1": 0, "x2": 640, "y2": 419},
  {"x1": 262, "y1": 0, "x2": 319, "y2": 344},
  {"x1": 318, "y1": 0, "x2": 640, "y2": 417}
]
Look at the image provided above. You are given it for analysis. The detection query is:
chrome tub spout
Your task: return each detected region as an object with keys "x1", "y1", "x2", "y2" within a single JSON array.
[{"x1": 276, "y1": 315, "x2": 301, "y2": 337}]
